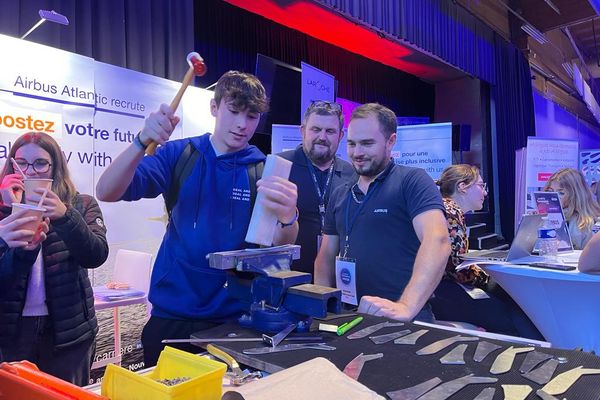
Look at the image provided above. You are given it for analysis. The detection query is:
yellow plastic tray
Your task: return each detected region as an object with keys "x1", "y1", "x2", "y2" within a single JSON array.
[{"x1": 101, "y1": 346, "x2": 226, "y2": 400}]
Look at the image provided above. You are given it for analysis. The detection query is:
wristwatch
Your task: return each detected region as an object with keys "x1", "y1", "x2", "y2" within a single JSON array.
[
  {"x1": 133, "y1": 132, "x2": 149, "y2": 151},
  {"x1": 277, "y1": 207, "x2": 299, "y2": 228}
]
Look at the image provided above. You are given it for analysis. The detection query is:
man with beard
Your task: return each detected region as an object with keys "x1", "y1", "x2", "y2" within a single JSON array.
[
  {"x1": 279, "y1": 101, "x2": 355, "y2": 276},
  {"x1": 315, "y1": 103, "x2": 450, "y2": 322}
]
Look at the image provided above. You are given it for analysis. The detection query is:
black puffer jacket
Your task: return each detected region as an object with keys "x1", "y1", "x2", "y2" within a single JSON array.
[{"x1": 0, "y1": 194, "x2": 108, "y2": 349}]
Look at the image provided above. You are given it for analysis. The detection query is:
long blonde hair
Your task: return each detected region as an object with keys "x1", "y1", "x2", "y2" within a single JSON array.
[
  {"x1": 0, "y1": 132, "x2": 77, "y2": 205},
  {"x1": 544, "y1": 168, "x2": 600, "y2": 231}
]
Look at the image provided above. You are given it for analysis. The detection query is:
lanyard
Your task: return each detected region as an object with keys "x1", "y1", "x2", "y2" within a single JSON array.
[
  {"x1": 305, "y1": 151, "x2": 335, "y2": 231},
  {"x1": 342, "y1": 181, "x2": 378, "y2": 257}
]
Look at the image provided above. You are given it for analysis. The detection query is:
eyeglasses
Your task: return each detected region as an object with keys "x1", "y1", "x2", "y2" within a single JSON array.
[
  {"x1": 308, "y1": 100, "x2": 342, "y2": 113},
  {"x1": 14, "y1": 158, "x2": 52, "y2": 173}
]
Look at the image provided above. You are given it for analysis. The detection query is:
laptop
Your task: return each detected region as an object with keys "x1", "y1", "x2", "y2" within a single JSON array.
[
  {"x1": 532, "y1": 191, "x2": 574, "y2": 253},
  {"x1": 460, "y1": 214, "x2": 544, "y2": 262}
]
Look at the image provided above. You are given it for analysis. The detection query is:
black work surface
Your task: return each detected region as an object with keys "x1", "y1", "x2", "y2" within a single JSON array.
[{"x1": 191, "y1": 314, "x2": 600, "y2": 399}]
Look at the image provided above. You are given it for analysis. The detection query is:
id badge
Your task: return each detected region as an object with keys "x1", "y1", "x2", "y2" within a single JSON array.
[{"x1": 335, "y1": 256, "x2": 358, "y2": 306}]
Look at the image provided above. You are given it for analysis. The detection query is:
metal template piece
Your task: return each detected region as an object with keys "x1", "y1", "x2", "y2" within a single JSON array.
[
  {"x1": 342, "y1": 352, "x2": 384, "y2": 380},
  {"x1": 386, "y1": 377, "x2": 443, "y2": 400},
  {"x1": 416, "y1": 335, "x2": 479, "y2": 356},
  {"x1": 490, "y1": 346, "x2": 535, "y2": 374},
  {"x1": 439, "y1": 344, "x2": 468, "y2": 365},
  {"x1": 473, "y1": 341, "x2": 502, "y2": 363},
  {"x1": 473, "y1": 387, "x2": 495, "y2": 400},
  {"x1": 501, "y1": 384, "x2": 532, "y2": 400},
  {"x1": 535, "y1": 389, "x2": 563, "y2": 400},
  {"x1": 522, "y1": 359, "x2": 560, "y2": 385},
  {"x1": 262, "y1": 323, "x2": 296, "y2": 348},
  {"x1": 346, "y1": 321, "x2": 404, "y2": 340},
  {"x1": 242, "y1": 342, "x2": 336, "y2": 355},
  {"x1": 519, "y1": 351, "x2": 554, "y2": 373},
  {"x1": 394, "y1": 329, "x2": 429, "y2": 345},
  {"x1": 542, "y1": 366, "x2": 600, "y2": 395},
  {"x1": 369, "y1": 329, "x2": 411, "y2": 345},
  {"x1": 418, "y1": 374, "x2": 498, "y2": 400}
]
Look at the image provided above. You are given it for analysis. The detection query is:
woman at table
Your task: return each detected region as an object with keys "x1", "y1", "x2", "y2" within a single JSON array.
[
  {"x1": 545, "y1": 168, "x2": 600, "y2": 250},
  {"x1": 430, "y1": 164, "x2": 543, "y2": 340},
  {"x1": 0, "y1": 132, "x2": 108, "y2": 386}
]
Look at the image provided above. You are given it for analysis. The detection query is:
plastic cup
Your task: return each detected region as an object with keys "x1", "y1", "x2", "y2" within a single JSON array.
[
  {"x1": 11, "y1": 203, "x2": 45, "y2": 233},
  {"x1": 23, "y1": 179, "x2": 52, "y2": 205}
]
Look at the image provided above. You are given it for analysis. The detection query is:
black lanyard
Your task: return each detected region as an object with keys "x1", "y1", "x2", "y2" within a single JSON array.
[
  {"x1": 305, "y1": 151, "x2": 335, "y2": 232},
  {"x1": 342, "y1": 181, "x2": 378, "y2": 257}
]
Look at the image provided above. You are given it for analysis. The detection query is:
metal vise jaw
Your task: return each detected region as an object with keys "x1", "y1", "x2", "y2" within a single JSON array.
[{"x1": 208, "y1": 245, "x2": 341, "y2": 332}]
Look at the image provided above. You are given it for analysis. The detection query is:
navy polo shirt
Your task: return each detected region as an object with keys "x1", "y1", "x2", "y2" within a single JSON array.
[
  {"x1": 279, "y1": 145, "x2": 356, "y2": 276},
  {"x1": 323, "y1": 160, "x2": 445, "y2": 302}
]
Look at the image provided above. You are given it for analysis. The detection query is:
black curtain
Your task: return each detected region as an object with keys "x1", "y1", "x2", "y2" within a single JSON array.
[
  {"x1": 492, "y1": 36, "x2": 536, "y2": 241},
  {"x1": 0, "y1": 0, "x2": 194, "y2": 81},
  {"x1": 194, "y1": 0, "x2": 434, "y2": 119}
]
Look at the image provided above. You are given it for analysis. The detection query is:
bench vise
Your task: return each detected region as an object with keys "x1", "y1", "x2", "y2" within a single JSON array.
[{"x1": 208, "y1": 245, "x2": 341, "y2": 332}]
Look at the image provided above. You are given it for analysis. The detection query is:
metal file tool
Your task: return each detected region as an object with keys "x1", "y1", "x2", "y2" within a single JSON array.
[
  {"x1": 417, "y1": 374, "x2": 498, "y2": 400},
  {"x1": 416, "y1": 335, "x2": 479, "y2": 356},
  {"x1": 386, "y1": 377, "x2": 442, "y2": 400},
  {"x1": 242, "y1": 342, "x2": 336, "y2": 355},
  {"x1": 473, "y1": 341, "x2": 502, "y2": 362},
  {"x1": 522, "y1": 358, "x2": 559, "y2": 385},
  {"x1": 369, "y1": 329, "x2": 411, "y2": 345},
  {"x1": 347, "y1": 321, "x2": 404, "y2": 340},
  {"x1": 439, "y1": 344, "x2": 468, "y2": 365},
  {"x1": 394, "y1": 329, "x2": 429, "y2": 345},
  {"x1": 490, "y1": 346, "x2": 534, "y2": 374},
  {"x1": 342, "y1": 352, "x2": 383, "y2": 380}
]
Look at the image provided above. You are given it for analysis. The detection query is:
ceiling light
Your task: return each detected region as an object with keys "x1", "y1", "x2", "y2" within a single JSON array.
[
  {"x1": 21, "y1": 10, "x2": 69, "y2": 40},
  {"x1": 521, "y1": 24, "x2": 548, "y2": 45}
]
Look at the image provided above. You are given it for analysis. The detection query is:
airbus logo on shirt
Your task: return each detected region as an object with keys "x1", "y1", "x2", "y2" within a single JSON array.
[{"x1": 373, "y1": 209, "x2": 388, "y2": 213}]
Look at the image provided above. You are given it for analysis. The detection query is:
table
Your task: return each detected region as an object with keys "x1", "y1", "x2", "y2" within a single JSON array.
[
  {"x1": 92, "y1": 290, "x2": 147, "y2": 369},
  {"x1": 190, "y1": 315, "x2": 600, "y2": 399},
  {"x1": 481, "y1": 262, "x2": 600, "y2": 354}
]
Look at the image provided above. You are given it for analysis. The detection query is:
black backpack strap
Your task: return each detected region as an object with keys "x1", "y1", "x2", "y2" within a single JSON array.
[
  {"x1": 248, "y1": 160, "x2": 265, "y2": 210},
  {"x1": 165, "y1": 141, "x2": 201, "y2": 215}
]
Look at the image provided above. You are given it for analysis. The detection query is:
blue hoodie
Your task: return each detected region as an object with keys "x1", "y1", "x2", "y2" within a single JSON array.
[{"x1": 121, "y1": 133, "x2": 266, "y2": 320}]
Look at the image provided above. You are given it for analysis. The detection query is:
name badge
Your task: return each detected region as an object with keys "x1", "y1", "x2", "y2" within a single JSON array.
[{"x1": 335, "y1": 256, "x2": 358, "y2": 305}]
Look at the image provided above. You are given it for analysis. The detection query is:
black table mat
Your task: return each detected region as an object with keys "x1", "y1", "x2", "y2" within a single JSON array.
[{"x1": 190, "y1": 314, "x2": 600, "y2": 399}]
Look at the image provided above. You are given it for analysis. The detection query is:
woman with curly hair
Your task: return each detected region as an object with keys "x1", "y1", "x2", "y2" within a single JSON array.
[
  {"x1": 545, "y1": 168, "x2": 600, "y2": 250},
  {"x1": 430, "y1": 164, "x2": 542, "y2": 339}
]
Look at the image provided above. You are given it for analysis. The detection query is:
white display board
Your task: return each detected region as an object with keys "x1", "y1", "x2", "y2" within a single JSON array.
[
  {"x1": 300, "y1": 62, "x2": 335, "y2": 121},
  {"x1": 524, "y1": 137, "x2": 579, "y2": 211}
]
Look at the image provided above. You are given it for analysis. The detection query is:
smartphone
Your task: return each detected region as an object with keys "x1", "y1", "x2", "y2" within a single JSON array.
[{"x1": 527, "y1": 262, "x2": 576, "y2": 271}]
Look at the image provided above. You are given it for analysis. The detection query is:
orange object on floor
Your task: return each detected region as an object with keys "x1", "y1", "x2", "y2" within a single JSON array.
[{"x1": 0, "y1": 361, "x2": 107, "y2": 400}]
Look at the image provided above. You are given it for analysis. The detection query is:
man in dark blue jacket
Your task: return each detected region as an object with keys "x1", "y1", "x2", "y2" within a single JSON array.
[
  {"x1": 97, "y1": 71, "x2": 298, "y2": 366},
  {"x1": 278, "y1": 101, "x2": 355, "y2": 277}
]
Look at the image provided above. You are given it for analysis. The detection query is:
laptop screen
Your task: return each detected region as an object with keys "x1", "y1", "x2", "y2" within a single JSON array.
[{"x1": 532, "y1": 191, "x2": 574, "y2": 253}]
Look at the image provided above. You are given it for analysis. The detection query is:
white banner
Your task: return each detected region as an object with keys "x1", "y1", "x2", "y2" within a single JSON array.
[
  {"x1": 300, "y1": 62, "x2": 335, "y2": 121},
  {"x1": 525, "y1": 137, "x2": 579, "y2": 211}
]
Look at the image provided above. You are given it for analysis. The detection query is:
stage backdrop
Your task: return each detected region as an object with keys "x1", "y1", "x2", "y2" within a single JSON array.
[{"x1": 0, "y1": 33, "x2": 214, "y2": 382}]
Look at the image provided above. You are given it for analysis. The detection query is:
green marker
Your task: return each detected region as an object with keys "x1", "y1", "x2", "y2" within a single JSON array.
[{"x1": 337, "y1": 316, "x2": 364, "y2": 336}]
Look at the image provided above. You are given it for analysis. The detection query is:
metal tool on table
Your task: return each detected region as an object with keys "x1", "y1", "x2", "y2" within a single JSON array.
[
  {"x1": 519, "y1": 351, "x2": 554, "y2": 374},
  {"x1": 417, "y1": 374, "x2": 498, "y2": 400},
  {"x1": 473, "y1": 341, "x2": 502, "y2": 362},
  {"x1": 439, "y1": 344, "x2": 468, "y2": 365},
  {"x1": 416, "y1": 335, "x2": 479, "y2": 356},
  {"x1": 394, "y1": 329, "x2": 429, "y2": 345},
  {"x1": 163, "y1": 335, "x2": 322, "y2": 344},
  {"x1": 262, "y1": 323, "x2": 296, "y2": 347},
  {"x1": 522, "y1": 358, "x2": 560, "y2": 385},
  {"x1": 346, "y1": 321, "x2": 404, "y2": 340},
  {"x1": 541, "y1": 366, "x2": 600, "y2": 395},
  {"x1": 473, "y1": 387, "x2": 495, "y2": 400},
  {"x1": 207, "y1": 344, "x2": 261, "y2": 385},
  {"x1": 536, "y1": 389, "x2": 563, "y2": 400},
  {"x1": 386, "y1": 377, "x2": 442, "y2": 400},
  {"x1": 342, "y1": 352, "x2": 383, "y2": 380},
  {"x1": 490, "y1": 346, "x2": 534, "y2": 374},
  {"x1": 242, "y1": 342, "x2": 336, "y2": 355},
  {"x1": 369, "y1": 329, "x2": 411, "y2": 345},
  {"x1": 208, "y1": 246, "x2": 341, "y2": 332},
  {"x1": 501, "y1": 384, "x2": 532, "y2": 400}
]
